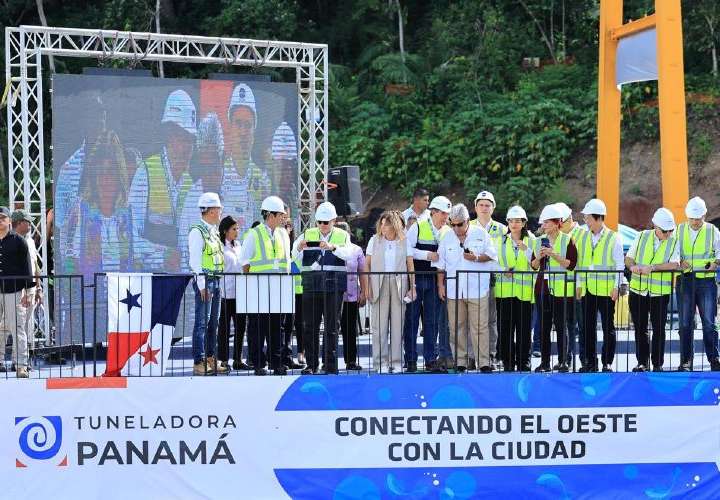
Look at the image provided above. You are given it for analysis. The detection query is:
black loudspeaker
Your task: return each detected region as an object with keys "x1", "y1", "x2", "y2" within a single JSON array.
[{"x1": 327, "y1": 165, "x2": 363, "y2": 216}]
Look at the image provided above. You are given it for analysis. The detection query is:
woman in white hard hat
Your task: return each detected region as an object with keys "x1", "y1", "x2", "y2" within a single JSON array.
[
  {"x1": 292, "y1": 201, "x2": 354, "y2": 374},
  {"x1": 676, "y1": 196, "x2": 720, "y2": 371},
  {"x1": 624, "y1": 208, "x2": 680, "y2": 372},
  {"x1": 530, "y1": 204, "x2": 578, "y2": 373},
  {"x1": 366, "y1": 211, "x2": 416, "y2": 373},
  {"x1": 495, "y1": 206, "x2": 535, "y2": 372}
]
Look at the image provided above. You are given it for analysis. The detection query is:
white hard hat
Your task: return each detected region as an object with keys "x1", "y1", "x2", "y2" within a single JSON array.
[
  {"x1": 429, "y1": 196, "x2": 452, "y2": 213},
  {"x1": 162, "y1": 90, "x2": 197, "y2": 135},
  {"x1": 581, "y1": 198, "x2": 607, "y2": 216},
  {"x1": 555, "y1": 202, "x2": 572, "y2": 221},
  {"x1": 315, "y1": 201, "x2": 338, "y2": 222},
  {"x1": 685, "y1": 196, "x2": 707, "y2": 218},
  {"x1": 506, "y1": 205, "x2": 527, "y2": 220},
  {"x1": 197, "y1": 192, "x2": 222, "y2": 208},
  {"x1": 539, "y1": 204, "x2": 564, "y2": 223},
  {"x1": 651, "y1": 207, "x2": 676, "y2": 231},
  {"x1": 474, "y1": 190, "x2": 496, "y2": 206},
  {"x1": 271, "y1": 122, "x2": 297, "y2": 161},
  {"x1": 228, "y1": 84, "x2": 257, "y2": 127},
  {"x1": 261, "y1": 196, "x2": 286, "y2": 213}
]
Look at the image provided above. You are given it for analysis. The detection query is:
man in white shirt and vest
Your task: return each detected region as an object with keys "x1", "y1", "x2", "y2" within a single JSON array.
[
  {"x1": 188, "y1": 192, "x2": 226, "y2": 376},
  {"x1": 676, "y1": 197, "x2": 720, "y2": 371},
  {"x1": 240, "y1": 196, "x2": 291, "y2": 376},
  {"x1": 292, "y1": 202, "x2": 354, "y2": 374},
  {"x1": 625, "y1": 208, "x2": 680, "y2": 372}
]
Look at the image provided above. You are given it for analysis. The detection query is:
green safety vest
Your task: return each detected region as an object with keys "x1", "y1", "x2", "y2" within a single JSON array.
[
  {"x1": 495, "y1": 234, "x2": 535, "y2": 301},
  {"x1": 629, "y1": 230, "x2": 676, "y2": 295},
  {"x1": 470, "y1": 219, "x2": 507, "y2": 238},
  {"x1": 577, "y1": 228, "x2": 618, "y2": 297},
  {"x1": 678, "y1": 222, "x2": 716, "y2": 279},
  {"x1": 293, "y1": 256, "x2": 303, "y2": 294},
  {"x1": 248, "y1": 225, "x2": 288, "y2": 274},
  {"x1": 301, "y1": 228, "x2": 349, "y2": 272},
  {"x1": 534, "y1": 232, "x2": 573, "y2": 297},
  {"x1": 190, "y1": 222, "x2": 224, "y2": 275}
]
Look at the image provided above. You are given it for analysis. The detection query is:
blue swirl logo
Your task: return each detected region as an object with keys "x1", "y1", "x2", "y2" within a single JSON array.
[{"x1": 15, "y1": 416, "x2": 63, "y2": 461}]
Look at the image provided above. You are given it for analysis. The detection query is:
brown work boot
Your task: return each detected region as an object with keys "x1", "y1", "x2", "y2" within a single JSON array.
[
  {"x1": 193, "y1": 360, "x2": 214, "y2": 376},
  {"x1": 207, "y1": 356, "x2": 228, "y2": 374}
]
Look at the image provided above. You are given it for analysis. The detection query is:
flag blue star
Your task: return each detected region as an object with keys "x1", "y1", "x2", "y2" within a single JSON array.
[{"x1": 120, "y1": 289, "x2": 142, "y2": 313}]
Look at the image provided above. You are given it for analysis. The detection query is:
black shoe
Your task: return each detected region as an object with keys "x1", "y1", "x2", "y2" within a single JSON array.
[
  {"x1": 301, "y1": 367, "x2": 315, "y2": 375},
  {"x1": 232, "y1": 361, "x2": 251, "y2": 370},
  {"x1": 274, "y1": 367, "x2": 288, "y2": 376},
  {"x1": 407, "y1": 361, "x2": 417, "y2": 373},
  {"x1": 602, "y1": 364, "x2": 613, "y2": 373},
  {"x1": 711, "y1": 360, "x2": 720, "y2": 372},
  {"x1": 0, "y1": 364, "x2": 6, "y2": 373},
  {"x1": 322, "y1": 367, "x2": 339, "y2": 375},
  {"x1": 254, "y1": 368, "x2": 268, "y2": 376},
  {"x1": 678, "y1": 362, "x2": 691, "y2": 372},
  {"x1": 480, "y1": 365, "x2": 492, "y2": 373},
  {"x1": 519, "y1": 364, "x2": 532, "y2": 372},
  {"x1": 346, "y1": 362, "x2": 362, "y2": 371},
  {"x1": 467, "y1": 359, "x2": 477, "y2": 371},
  {"x1": 285, "y1": 360, "x2": 305, "y2": 369},
  {"x1": 456, "y1": 366, "x2": 467, "y2": 373},
  {"x1": 535, "y1": 364, "x2": 551, "y2": 373},
  {"x1": 652, "y1": 365, "x2": 663, "y2": 372},
  {"x1": 632, "y1": 364, "x2": 647, "y2": 372},
  {"x1": 555, "y1": 363, "x2": 569, "y2": 373}
]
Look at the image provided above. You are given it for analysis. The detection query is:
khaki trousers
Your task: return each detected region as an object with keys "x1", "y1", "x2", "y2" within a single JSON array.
[
  {"x1": 447, "y1": 296, "x2": 489, "y2": 368},
  {"x1": 0, "y1": 291, "x2": 28, "y2": 367},
  {"x1": 371, "y1": 277, "x2": 404, "y2": 372}
]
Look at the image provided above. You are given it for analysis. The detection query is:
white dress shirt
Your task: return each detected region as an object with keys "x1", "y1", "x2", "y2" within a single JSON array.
[
  {"x1": 221, "y1": 241, "x2": 242, "y2": 299},
  {"x1": 366, "y1": 235, "x2": 399, "y2": 271},
  {"x1": 401, "y1": 206, "x2": 430, "y2": 225},
  {"x1": 435, "y1": 224, "x2": 498, "y2": 299},
  {"x1": 188, "y1": 218, "x2": 218, "y2": 290}
]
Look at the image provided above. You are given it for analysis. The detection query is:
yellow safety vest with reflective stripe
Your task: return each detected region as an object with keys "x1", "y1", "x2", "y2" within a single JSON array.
[
  {"x1": 629, "y1": 230, "x2": 676, "y2": 295},
  {"x1": 248, "y1": 225, "x2": 288, "y2": 274},
  {"x1": 495, "y1": 235, "x2": 535, "y2": 301},
  {"x1": 470, "y1": 219, "x2": 507, "y2": 239},
  {"x1": 577, "y1": 229, "x2": 618, "y2": 297},
  {"x1": 293, "y1": 256, "x2": 303, "y2": 294},
  {"x1": 145, "y1": 154, "x2": 192, "y2": 224},
  {"x1": 678, "y1": 222, "x2": 716, "y2": 279},
  {"x1": 534, "y1": 232, "x2": 573, "y2": 297},
  {"x1": 301, "y1": 228, "x2": 349, "y2": 272},
  {"x1": 190, "y1": 222, "x2": 224, "y2": 275}
]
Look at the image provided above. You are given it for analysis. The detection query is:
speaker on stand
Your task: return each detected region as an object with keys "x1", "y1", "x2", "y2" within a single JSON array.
[{"x1": 327, "y1": 165, "x2": 363, "y2": 217}]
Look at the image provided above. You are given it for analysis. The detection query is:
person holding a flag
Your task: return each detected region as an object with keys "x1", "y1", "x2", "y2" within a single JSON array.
[{"x1": 189, "y1": 192, "x2": 226, "y2": 376}]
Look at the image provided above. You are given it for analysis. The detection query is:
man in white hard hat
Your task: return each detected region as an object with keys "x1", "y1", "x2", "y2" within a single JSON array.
[
  {"x1": 188, "y1": 192, "x2": 225, "y2": 375},
  {"x1": 404, "y1": 195, "x2": 453, "y2": 372},
  {"x1": 401, "y1": 188, "x2": 430, "y2": 226},
  {"x1": 470, "y1": 190, "x2": 507, "y2": 369},
  {"x1": 576, "y1": 198, "x2": 625, "y2": 372},
  {"x1": 240, "y1": 196, "x2": 291, "y2": 376},
  {"x1": 130, "y1": 89, "x2": 197, "y2": 271},
  {"x1": 676, "y1": 196, "x2": 720, "y2": 371},
  {"x1": 292, "y1": 201, "x2": 353, "y2": 374},
  {"x1": 220, "y1": 83, "x2": 271, "y2": 227},
  {"x1": 625, "y1": 208, "x2": 680, "y2": 372}
]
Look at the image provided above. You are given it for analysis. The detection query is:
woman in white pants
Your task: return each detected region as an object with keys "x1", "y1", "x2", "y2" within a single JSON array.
[{"x1": 366, "y1": 211, "x2": 415, "y2": 373}]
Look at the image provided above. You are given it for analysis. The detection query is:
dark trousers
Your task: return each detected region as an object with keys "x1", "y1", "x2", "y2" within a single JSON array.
[
  {"x1": 340, "y1": 301, "x2": 359, "y2": 365},
  {"x1": 218, "y1": 298, "x2": 246, "y2": 363},
  {"x1": 280, "y1": 294, "x2": 304, "y2": 364},
  {"x1": 247, "y1": 313, "x2": 283, "y2": 370},
  {"x1": 582, "y1": 292, "x2": 616, "y2": 367},
  {"x1": 496, "y1": 297, "x2": 532, "y2": 371},
  {"x1": 403, "y1": 276, "x2": 442, "y2": 364},
  {"x1": 302, "y1": 291, "x2": 344, "y2": 371},
  {"x1": 629, "y1": 292, "x2": 669, "y2": 367},
  {"x1": 538, "y1": 292, "x2": 572, "y2": 366}
]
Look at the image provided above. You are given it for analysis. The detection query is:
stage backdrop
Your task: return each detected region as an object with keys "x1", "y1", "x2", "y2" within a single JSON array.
[
  {"x1": 4, "y1": 373, "x2": 720, "y2": 499},
  {"x1": 53, "y1": 73, "x2": 299, "y2": 278}
]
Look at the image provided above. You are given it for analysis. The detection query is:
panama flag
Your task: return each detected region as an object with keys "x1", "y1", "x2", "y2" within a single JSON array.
[{"x1": 103, "y1": 273, "x2": 191, "y2": 377}]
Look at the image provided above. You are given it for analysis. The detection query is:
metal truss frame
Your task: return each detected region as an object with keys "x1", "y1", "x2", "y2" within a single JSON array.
[{"x1": 5, "y1": 25, "x2": 329, "y2": 280}]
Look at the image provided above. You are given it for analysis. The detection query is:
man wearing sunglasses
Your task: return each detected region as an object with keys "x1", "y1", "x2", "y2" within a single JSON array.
[
  {"x1": 625, "y1": 208, "x2": 680, "y2": 372},
  {"x1": 292, "y1": 201, "x2": 353, "y2": 374}
]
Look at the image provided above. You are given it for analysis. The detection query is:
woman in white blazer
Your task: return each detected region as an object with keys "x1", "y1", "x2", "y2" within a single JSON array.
[{"x1": 365, "y1": 211, "x2": 416, "y2": 373}]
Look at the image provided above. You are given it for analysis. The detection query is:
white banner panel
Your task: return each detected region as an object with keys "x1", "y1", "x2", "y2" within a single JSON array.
[
  {"x1": 616, "y1": 28, "x2": 658, "y2": 87},
  {"x1": 235, "y1": 274, "x2": 295, "y2": 314}
]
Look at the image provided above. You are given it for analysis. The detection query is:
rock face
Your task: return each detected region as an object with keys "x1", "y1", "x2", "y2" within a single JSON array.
[{"x1": 620, "y1": 196, "x2": 654, "y2": 230}]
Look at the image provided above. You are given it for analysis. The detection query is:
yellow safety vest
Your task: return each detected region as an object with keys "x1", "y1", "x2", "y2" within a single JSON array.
[
  {"x1": 190, "y1": 222, "x2": 224, "y2": 275},
  {"x1": 577, "y1": 229, "x2": 618, "y2": 297},
  {"x1": 470, "y1": 219, "x2": 507, "y2": 238},
  {"x1": 248, "y1": 225, "x2": 287, "y2": 274},
  {"x1": 534, "y1": 232, "x2": 573, "y2": 297},
  {"x1": 495, "y1": 235, "x2": 535, "y2": 301},
  {"x1": 678, "y1": 222, "x2": 716, "y2": 279},
  {"x1": 629, "y1": 230, "x2": 676, "y2": 295}
]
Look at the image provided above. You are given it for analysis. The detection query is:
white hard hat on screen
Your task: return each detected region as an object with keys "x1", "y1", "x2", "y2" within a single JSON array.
[
  {"x1": 506, "y1": 205, "x2": 527, "y2": 221},
  {"x1": 271, "y1": 122, "x2": 298, "y2": 161},
  {"x1": 651, "y1": 208, "x2": 676, "y2": 231},
  {"x1": 261, "y1": 196, "x2": 286, "y2": 213},
  {"x1": 474, "y1": 191, "x2": 496, "y2": 206},
  {"x1": 315, "y1": 202, "x2": 338, "y2": 222},
  {"x1": 429, "y1": 196, "x2": 452, "y2": 213},
  {"x1": 539, "y1": 204, "x2": 564, "y2": 223},
  {"x1": 162, "y1": 90, "x2": 197, "y2": 135},
  {"x1": 555, "y1": 202, "x2": 572, "y2": 221},
  {"x1": 197, "y1": 192, "x2": 222, "y2": 208},
  {"x1": 581, "y1": 198, "x2": 607, "y2": 216},
  {"x1": 228, "y1": 83, "x2": 257, "y2": 127},
  {"x1": 685, "y1": 197, "x2": 707, "y2": 218}
]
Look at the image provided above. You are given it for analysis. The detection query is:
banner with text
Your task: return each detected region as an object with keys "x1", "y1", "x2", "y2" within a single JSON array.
[{"x1": 3, "y1": 373, "x2": 720, "y2": 499}]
